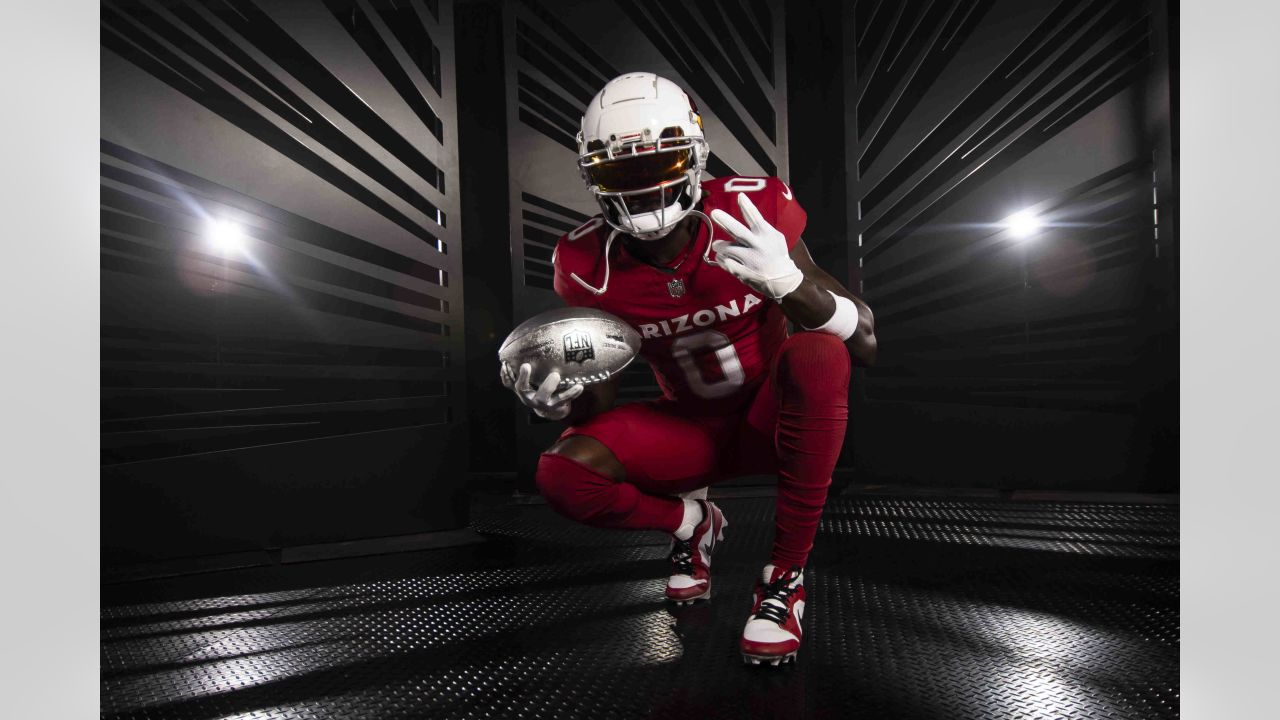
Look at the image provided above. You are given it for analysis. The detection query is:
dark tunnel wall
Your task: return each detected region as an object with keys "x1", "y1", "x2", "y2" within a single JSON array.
[
  {"x1": 844, "y1": 0, "x2": 1178, "y2": 491},
  {"x1": 100, "y1": 0, "x2": 469, "y2": 566}
]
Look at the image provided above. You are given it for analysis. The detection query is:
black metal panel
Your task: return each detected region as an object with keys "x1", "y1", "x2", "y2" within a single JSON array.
[
  {"x1": 100, "y1": 493, "x2": 1178, "y2": 718},
  {"x1": 456, "y1": 0, "x2": 519, "y2": 474},
  {"x1": 844, "y1": 0, "x2": 1177, "y2": 491},
  {"x1": 101, "y1": 0, "x2": 469, "y2": 564}
]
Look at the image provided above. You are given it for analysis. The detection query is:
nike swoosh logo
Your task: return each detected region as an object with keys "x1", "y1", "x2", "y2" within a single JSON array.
[{"x1": 781, "y1": 183, "x2": 793, "y2": 200}]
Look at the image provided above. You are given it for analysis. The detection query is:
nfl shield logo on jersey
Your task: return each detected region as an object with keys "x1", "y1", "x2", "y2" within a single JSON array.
[
  {"x1": 562, "y1": 330, "x2": 595, "y2": 364},
  {"x1": 667, "y1": 279, "x2": 687, "y2": 298}
]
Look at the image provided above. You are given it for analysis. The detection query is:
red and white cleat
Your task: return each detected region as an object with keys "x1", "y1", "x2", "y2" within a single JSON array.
[
  {"x1": 665, "y1": 500, "x2": 727, "y2": 605},
  {"x1": 741, "y1": 564, "x2": 805, "y2": 665}
]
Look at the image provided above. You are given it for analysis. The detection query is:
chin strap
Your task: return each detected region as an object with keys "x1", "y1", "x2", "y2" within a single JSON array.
[
  {"x1": 572, "y1": 209, "x2": 720, "y2": 298},
  {"x1": 570, "y1": 227, "x2": 620, "y2": 296},
  {"x1": 688, "y1": 209, "x2": 719, "y2": 265}
]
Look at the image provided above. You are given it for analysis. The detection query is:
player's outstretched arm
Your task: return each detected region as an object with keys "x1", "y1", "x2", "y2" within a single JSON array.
[
  {"x1": 782, "y1": 240, "x2": 877, "y2": 367},
  {"x1": 709, "y1": 192, "x2": 876, "y2": 366}
]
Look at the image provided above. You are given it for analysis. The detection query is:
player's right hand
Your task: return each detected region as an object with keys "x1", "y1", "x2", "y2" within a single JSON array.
[{"x1": 500, "y1": 362, "x2": 585, "y2": 421}]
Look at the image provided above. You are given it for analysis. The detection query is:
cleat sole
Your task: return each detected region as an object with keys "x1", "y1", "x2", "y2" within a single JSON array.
[
  {"x1": 741, "y1": 651, "x2": 799, "y2": 666},
  {"x1": 666, "y1": 585, "x2": 711, "y2": 604}
]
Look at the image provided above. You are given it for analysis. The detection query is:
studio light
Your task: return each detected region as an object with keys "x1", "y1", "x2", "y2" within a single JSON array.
[
  {"x1": 1004, "y1": 210, "x2": 1042, "y2": 240},
  {"x1": 208, "y1": 218, "x2": 244, "y2": 254}
]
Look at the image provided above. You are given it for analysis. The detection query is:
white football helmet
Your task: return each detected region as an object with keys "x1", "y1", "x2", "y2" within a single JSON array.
[{"x1": 577, "y1": 73, "x2": 710, "y2": 241}]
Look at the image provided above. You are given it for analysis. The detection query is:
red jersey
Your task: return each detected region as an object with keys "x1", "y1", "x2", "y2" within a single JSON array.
[{"x1": 553, "y1": 176, "x2": 807, "y2": 412}]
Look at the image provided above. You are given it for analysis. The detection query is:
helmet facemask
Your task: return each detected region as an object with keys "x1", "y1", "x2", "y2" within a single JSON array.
[{"x1": 580, "y1": 127, "x2": 707, "y2": 241}]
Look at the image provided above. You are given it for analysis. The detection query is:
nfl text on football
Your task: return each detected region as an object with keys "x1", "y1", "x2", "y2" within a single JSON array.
[{"x1": 498, "y1": 307, "x2": 641, "y2": 391}]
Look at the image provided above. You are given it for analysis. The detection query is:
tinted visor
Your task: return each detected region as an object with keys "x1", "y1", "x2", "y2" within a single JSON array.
[
  {"x1": 620, "y1": 183, "x2": 683, "y2": 215},
  {"x1": 584, "y1": 147, "x2": 694, "y2": 193}
]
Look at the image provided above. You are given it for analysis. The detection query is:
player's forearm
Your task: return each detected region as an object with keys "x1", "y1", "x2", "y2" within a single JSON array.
[
  {"x1": 778, "y1": 277, "x2": 836, "y2": 329},
  {"x1": 561, "y1": 377, "x2": 618, "y2": 426},
  {"x1": 779, "y1": 278, "x2": 878, "y2": 366},
  {"x1": 839, "y1": 292, "x2": 877, "y2": 365}
]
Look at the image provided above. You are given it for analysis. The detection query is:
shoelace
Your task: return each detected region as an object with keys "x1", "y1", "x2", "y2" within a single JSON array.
[
  {"x1": 669, "y1": 538, "x2": 694, "y2": 576},
  {"x1": 754, "y1": 569, "x2": 802, "y2": 625}
]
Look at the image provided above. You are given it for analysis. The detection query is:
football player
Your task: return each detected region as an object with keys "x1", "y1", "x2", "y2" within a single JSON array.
[{"x1": 501, "y1": 72, "x2": 877, "y2": 665}]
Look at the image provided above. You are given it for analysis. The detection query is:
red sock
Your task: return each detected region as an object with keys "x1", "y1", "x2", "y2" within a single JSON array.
[
  {"x1": 770, "y1": 333, "x2": 851, "y2": 569},
  {"x1": 536, "y1": 453, "x2": 684, "y2": 532}
]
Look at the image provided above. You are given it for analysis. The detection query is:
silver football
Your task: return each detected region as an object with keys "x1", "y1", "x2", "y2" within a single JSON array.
[{"x1": 498, "y1": 307, "x2": 642, "y2": 390}]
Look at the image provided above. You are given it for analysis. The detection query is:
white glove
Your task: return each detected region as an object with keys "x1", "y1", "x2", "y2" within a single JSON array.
[
  {"x1": 709, "y1": 193, "x2": 804, "y2": 301},
  {"x1": 500, "y1": 362, "x2": 584, "y2": 421}
]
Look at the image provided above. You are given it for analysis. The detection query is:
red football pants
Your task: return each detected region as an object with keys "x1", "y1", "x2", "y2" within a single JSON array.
[{"x1": 536, "y1": 331, "x2": 851, "y2": 569}]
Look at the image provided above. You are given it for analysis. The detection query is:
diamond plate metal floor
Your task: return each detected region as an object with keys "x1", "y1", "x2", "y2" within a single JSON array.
[{"x1": 101, "y1": 493, "x2": 1178, "y2": 719}]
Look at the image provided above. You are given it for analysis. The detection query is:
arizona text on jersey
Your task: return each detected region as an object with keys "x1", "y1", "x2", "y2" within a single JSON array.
[{"x1": 553, "y1": 176, "x2": 806, "y2": 408}]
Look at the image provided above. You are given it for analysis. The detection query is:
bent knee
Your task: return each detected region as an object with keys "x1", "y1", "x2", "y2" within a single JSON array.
[
  {"x1": 783, "y1": 330, "x2": 849, "y2": 356},
  {"x1": 535, "y1": 440, "x2": 625, "y2": 522},
  {"x1": 543, "y1": 435, "x2": 626, "y2": 482},
  {"x1": 779, "y1": 332, "x2": 852, "y2": 387}
]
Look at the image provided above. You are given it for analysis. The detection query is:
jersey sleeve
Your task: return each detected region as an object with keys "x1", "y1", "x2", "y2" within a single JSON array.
[
  {"x1": 706, "y1": 176, "x2": 807, "y2": 251},
  {"x1": 767, "y1": 177, "x2": 807, "y2": 252},
  {"x1": 552, "y1": 237, "x2": 596, "y2": 308},
  {"x1": 551, "y1": 241, "x2": 580, "y2": 304}
]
